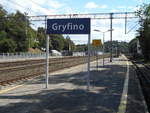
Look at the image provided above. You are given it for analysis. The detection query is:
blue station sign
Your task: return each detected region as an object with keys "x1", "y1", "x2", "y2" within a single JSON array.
[{"x1": 46, "y1": 18, "x2": 91, "y2": 34}]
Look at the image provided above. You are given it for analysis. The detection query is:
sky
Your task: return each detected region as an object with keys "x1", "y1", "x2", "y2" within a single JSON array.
[{"x1": 0, "y1": 0, "x2": 150, "y2": 44}]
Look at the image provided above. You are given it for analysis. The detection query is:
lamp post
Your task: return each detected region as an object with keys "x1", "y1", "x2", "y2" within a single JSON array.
[{"x1": 94, "y1": 29, "x2": 112, "y2": 66}]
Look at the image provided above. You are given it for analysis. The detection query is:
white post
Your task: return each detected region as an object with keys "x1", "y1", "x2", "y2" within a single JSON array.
[
  {"x1": 87, "y1": 34, "x2": 91, "y2": 90},
  {"x1": 46, "y1": 35, "x2": 49, "y2": 88},
  {"x1": 110, "y1": 13, "x2": 113, "y2": 62},
  {"x1": 103, "y1": 33, "x2": 105, "y2": 66},
  {"x1": 116, "y1": 47, "x2": 117, "y2": 57},
  {"x1": 96, "y1": 48, "x2": 98, "y2": 70}
]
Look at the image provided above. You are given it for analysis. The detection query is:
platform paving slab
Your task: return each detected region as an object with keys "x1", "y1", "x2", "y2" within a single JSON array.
[{"x1": 0, "y1": 56, "x2": 147, "y2": 113}]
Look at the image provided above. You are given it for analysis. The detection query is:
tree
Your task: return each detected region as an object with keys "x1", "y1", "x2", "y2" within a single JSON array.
[
  {"x1": 0, "y1": 5, "x2": 76, "y2": 53},
  {"x1": 37, "y1": 27, "x2": 46, "y2": 48},
  {"x1": 75, "y1": 44, "x2": 87, "y2": 52},
  {"x1": 136, "y1": 4, "x2": 150, "y2": 61},
  {"x1": 27, "y1": 27, "x2": 37, "y2": 48},
  {"x1": 50, "y1": 34, "x2": 65, "y2": 51},
  {"x1": 0, "y1": 5, "x2": 7, "y2": 17},
  {"x1": 4, "y1": 11, "x2": 29, "y2": 52},
  {"x1": 118, "y1": 42, "x2": 129, "y2": 53},
  {"x1": 129, "y1": 38, "x2": 138, "y2": 54},
  {"x1": 0, "y1": 6, "x2": 36, "y2": 52},
  {"x1": 36, "y1": 27, "x2": 53, "y2": 51},
  {"x1": 64, "y1": 36, "x2": 75, "y2": 51},
  {"x1": 104, "y1": 41, "x2": 129, "y2": 53},
  {"x1": 0, "y1": 5, "x2": 7, "y2": 31},
  {"x1": 0, "y1": 31, "x2": 7, "y2": 40},
  {"x1": 0, "y1": 38, "x2": 17, "y2": 53}
]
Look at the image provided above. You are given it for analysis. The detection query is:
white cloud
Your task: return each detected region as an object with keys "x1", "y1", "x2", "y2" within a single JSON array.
[
  {"x1": 110, "y1": 9, "x2": 118, "y2": 12},
  {"x1": 85, "y1": 2, "x2": 98, "y2": 9},
  {"x1": 99, "y1": 5, "x2": 108, "y2": 9},
  {"x1": 134, "y1": 0, "x2": 148, "y2": 4},
  {"x1": 0, "y1": 0, "x2": 65, "y2": 15},
  {"x1": 116, "y1": 5, "x2": 141, "y2": 12},
  {"x1": 46, "y1": 0, "x2": 65, "y2": 9},
  {"x1": 29, "y1": 0, "x2": 64, "y2": 14},
  {"x1": 85, "y1": 2, "x2": 108, "y2": 9},
  {"x1": 117, "y1": 6, "x2": 126, "y2": 9}
]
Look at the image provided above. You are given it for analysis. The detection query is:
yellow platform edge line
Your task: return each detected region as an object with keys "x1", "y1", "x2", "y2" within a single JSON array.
[
  {"x1": 0, "y1": 84, "x2": 24, "y2": 94},
  {"x1": 117, "y1": 55, "x2": 129, "y2": 113}
]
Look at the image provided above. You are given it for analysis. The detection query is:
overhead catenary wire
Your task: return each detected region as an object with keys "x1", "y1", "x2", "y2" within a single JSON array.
[
  {"x1": 0, "y1": 1, "x2": 25, "y2": 14},
  {"x1": 28, "y1": 12, "x2": 139, "y2": 21},
  {"x1": 6, "y1": 0, "x2": 37, "y2": 14},
  {"x1": 6, "y1": 0, "x2": 29, "y2": 11},
  {"x1": 126, "y1": 22, "x2": 139, "y2": 34},
  {"x1": 29, "y1": 0, "x2": 47, "y2": 10},
  {"x1": 28, "y1": 0, "x2": 54, "y2": 16},
  {"x1": 0, "y1": 10, "x2": 140, "y2": 35},
  {"x1": 0, "y1": 4, "x2": 18, "y2": 13}
]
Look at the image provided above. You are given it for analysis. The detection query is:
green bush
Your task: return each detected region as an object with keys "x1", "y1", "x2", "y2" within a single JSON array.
[{"x1": 0, "y1": 38, "x2": 17, "y2": 53}]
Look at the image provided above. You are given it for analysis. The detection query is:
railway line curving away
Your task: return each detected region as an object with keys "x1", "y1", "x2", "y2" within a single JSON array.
[{"x1": 132, "y1": 61, "x2": 150, "y2": 112}]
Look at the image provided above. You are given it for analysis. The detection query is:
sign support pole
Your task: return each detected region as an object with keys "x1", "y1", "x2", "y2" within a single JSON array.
[
  {"x1": 46, "y1": 35, "x2": 49, "y2": 88},
  {"x1": 96, "y1": 48, "x2": 98, "y2": 70},
  {"x1": 103, "y1": 33, "x2": 105, "y2": 66},
  {"x1": 46, "y1": 18, "x2": 91, "y2": 90},
  {"x1": 110, "y1": 13, "x2": 113, "y2": 62},
  {"x1": 87, "y1": 34, "x2": 91, "y2": 91}
]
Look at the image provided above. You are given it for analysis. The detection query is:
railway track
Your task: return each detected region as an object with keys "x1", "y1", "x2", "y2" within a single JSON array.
[
  {"x1": 0, "y1": 56, "x2": 75, "y2": 68},
  {"x1": 132, "y1": 61, "x2": 150, "y2": 112},
  {"x1": 0, "y1": 55, "x2": 105, "y2": 86}
]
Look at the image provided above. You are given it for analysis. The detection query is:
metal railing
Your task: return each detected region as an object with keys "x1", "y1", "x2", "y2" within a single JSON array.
[{"x1": 0, "y1": 52, "x2": 47, "y2": 61}]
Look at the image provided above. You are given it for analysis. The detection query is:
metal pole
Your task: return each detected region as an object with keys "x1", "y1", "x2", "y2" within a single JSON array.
[
  {"x1": 87, "y1": 34, "x2": 91, "y2": 90},
  {"x1": 103, "y1": 33, "x2": 105, "y2": 66},
  {"x1": 116, "y1": 47, "x2": 117, "y2": 57},
  {"x1": 125, "y1": 12, "x2": 127, "y2": 34},
  {"x1": 46, "y1": 35, "x2": 49, "y2": 88},
  {"x1": 96, "y1": 48, "x2": 98, "y2": 70},
  {"x1": 110, "y1": 13, "x2": 113, "y2": 62},
  {"x1": 45, "y1": 16, "x2": 49, "y2": 88}
]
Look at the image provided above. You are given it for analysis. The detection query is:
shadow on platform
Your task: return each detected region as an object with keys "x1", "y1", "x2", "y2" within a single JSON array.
[{"x1": 0, "y1": 63, "x2": 144, "y2": 113}]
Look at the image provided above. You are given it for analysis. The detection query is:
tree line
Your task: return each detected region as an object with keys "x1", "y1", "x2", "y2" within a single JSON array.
[
  {"x1": 0, "y1": 5, "x2": 75, "y2": 53},
  {"x1": 128, "y1": 4, "x2": 150, "y2": 61},
  {"x1": 136, "y1": 4, "x2": 150, "y2": 61}
]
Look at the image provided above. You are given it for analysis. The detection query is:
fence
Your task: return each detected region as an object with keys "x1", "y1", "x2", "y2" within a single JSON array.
[{"x1": 0, "y1": 52, "x2": 47, "y2": 61}]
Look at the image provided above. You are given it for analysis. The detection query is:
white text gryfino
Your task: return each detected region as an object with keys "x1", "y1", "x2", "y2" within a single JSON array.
[{"x1": 52, "y1": 23, "x2": 85, "y2": 32}]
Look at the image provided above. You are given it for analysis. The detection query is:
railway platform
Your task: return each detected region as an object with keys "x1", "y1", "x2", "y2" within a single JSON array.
[{"x1": 0, "y1": 55, "x2": 148, "y2": 113}]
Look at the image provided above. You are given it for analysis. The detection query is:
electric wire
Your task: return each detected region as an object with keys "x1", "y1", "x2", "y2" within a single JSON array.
[
  {"x1": 6, "y1": 0, "x2": 37, "y2": 14},
  {"x1": 29, "y1": 0, "x2": 46, "y2": 9}
]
